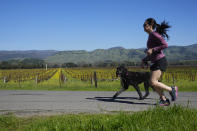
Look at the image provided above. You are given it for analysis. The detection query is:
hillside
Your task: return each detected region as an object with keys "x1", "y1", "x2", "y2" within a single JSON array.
[
  {"x1": 0, "y1": 50, "x2": 58, "y2": 61},
  {"x1": 165, "y1": 44, "x2": 197, "y2": 61},
  {"x1": 45, "y1": 44, "x2": 197, "y2": 64},
  {"x1": 1, "y1": 44, "x2": 197, "y2": 64},
  {"x1": 45, "y1": 48, "x2": 145, "y2": 64}
]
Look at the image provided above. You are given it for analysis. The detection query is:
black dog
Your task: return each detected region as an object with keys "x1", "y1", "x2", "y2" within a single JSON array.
[{"x1": 113, "y1": 66, "x2": 153, "y2": 100}]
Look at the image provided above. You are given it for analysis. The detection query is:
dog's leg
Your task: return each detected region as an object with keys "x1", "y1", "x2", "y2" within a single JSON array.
[
  {"x1": 113, "y1": 78, "x2": 128, "y2": 99},
  {"x1": 113, "y1": 88, "x2": 126, "y2": 99},
  {"x1": 143, "y1": 82, "x2": 150, "y2": 99},
  {"x1": 134, "y1": 85, "x2": 143, "y2": 100}
]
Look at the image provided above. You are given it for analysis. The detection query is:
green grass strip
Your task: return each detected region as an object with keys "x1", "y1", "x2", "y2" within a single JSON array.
[
  {"x1": 0, "y1": 79, "x2": 197, "y2": 92},
  {"x1": 0, "y1": 105, "x2": 197, "y2": 131}
]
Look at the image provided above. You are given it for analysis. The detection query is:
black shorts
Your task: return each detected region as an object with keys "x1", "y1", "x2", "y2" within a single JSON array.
[{"x1": 150, "y1": 57, "x2": 168, "y2": 72}]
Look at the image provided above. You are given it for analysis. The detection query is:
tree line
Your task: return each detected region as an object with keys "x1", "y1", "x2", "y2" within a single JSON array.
[
  {"x1": 1, "y1": 58, "x2": 197, "y2": 69},
  {"x1": 0, "y1": 59, "x2": 45, "y2": 69}
]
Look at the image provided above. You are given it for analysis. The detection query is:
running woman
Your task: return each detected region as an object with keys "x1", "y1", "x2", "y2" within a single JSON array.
[{"x1": 142, "y1": 18, "x2": 178, "y2": 106}]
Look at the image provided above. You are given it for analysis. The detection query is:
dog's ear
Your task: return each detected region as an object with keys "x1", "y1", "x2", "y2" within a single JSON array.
[{"x1": 116, "y1": 66, "x2": 122, "y2": 77}]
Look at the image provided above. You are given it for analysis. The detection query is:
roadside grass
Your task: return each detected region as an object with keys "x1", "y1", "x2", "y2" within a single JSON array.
[
  {"x1": 174, "y1": 80, "x2": 197, "y2": 92},
  {"x1": 0, "y1": 78, "x2": 197, "y2": 91},
  {"x1": 0, "y1": 105, "x2": 197, "y2": 131}
]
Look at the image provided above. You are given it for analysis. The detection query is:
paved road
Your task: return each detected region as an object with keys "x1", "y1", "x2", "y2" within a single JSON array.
[{"x1": 0, "y1": 90, "x2": 196, "y2": 116}]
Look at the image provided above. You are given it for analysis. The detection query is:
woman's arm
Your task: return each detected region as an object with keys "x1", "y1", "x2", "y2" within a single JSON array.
[{"x1": 152, "y1": 32, "x2": 168, "y2": 52}]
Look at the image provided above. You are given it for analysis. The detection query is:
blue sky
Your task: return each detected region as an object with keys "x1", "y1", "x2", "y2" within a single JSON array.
[{"x1": 0, "y1": 0, "x2": 197, "y2": 51}]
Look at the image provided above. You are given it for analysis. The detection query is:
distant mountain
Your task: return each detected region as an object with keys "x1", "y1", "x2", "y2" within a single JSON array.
[
  {"x1": 45, "y1": 47, "x2": 144, "y2": 64},
  {"x1": 165, "y1": 44, "x2": 197, "y2": 61},
  {"x1": 108, "y1": 46, "x2": 125, "y2": 50},
  {"x1": 1, "y1": 44, "x2": 197, "y2": 64},
  {"x1": 45, "y1": 44, "x2": 197, "y2": 64},
  {"x1": 0, "y1": 50, "x2": 58, "y2": 61}
]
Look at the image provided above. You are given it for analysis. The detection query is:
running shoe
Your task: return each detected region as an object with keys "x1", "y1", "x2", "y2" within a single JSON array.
[
  {"x1": 169, "y1": 86, "x2": 178, "y2": 101},
  {"x1": 159, "y1": 98, "x2": 170, "y2": 106}
]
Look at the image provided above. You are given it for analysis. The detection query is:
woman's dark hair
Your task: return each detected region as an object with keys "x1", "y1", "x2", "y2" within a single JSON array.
[{"x1": 144, "y1": 18, "x2": 171, "y2": 39}]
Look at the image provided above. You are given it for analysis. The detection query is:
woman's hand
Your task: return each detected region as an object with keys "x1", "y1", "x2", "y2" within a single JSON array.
[
  {"x1": 141, "y1": 60, "x2": 149, "y2": 69},
  {"x1": 141, "y1": 60, "x2": 145, "y2": 69},
  {"x1": 147, "y1": 48, "x2": 153, "y2": 55}
]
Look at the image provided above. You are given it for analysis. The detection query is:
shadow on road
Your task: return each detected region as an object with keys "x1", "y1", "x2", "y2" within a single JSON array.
[{"x1": 86, "y1": 97, "x2": 156, "y2": 105}]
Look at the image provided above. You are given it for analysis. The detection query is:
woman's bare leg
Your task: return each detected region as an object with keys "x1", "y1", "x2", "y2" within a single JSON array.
[{"x1": 150, "y1": 70, "x2": 172, "y2": 100}]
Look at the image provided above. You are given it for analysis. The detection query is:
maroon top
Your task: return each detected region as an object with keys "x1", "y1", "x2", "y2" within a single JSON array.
[{"x1": 143, "y1": 31, "x2": 168, "y2": 63}]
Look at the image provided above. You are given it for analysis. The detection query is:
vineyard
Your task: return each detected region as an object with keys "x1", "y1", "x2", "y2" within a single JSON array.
[{"x1": 0, "y1": 66, "x2": 197, "y2": 91}]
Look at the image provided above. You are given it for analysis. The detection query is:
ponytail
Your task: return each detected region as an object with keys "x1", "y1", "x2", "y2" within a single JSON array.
[
  {"x1": 156, "y1": 21, "x2": 171, "y2": 39},
  {"x1": 144, "y1": 18, "x2": 171, "y2": 39}
]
